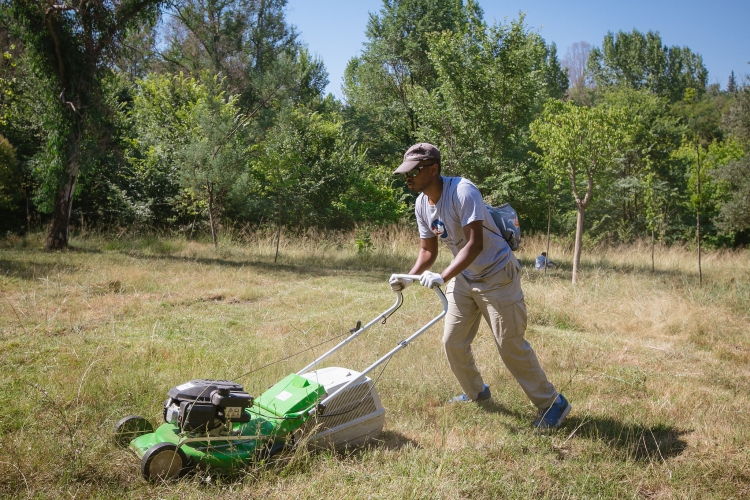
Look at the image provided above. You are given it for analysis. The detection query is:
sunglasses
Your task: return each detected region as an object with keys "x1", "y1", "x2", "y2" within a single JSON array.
[{"x1": 402, "y1": 164, "x2": 432, "y2": 178}]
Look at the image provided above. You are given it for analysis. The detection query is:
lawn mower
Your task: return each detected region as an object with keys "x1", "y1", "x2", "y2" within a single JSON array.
[{"x1": 114, "y1": 275, "x2": 447, "y2": 481}]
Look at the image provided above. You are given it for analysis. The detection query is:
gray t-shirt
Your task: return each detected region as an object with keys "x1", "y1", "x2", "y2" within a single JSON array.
[{"x1": 415, "y1": 176, "x2": 514, "y2": 280}]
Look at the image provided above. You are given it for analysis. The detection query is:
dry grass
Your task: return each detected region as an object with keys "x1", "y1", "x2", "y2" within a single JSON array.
[{"x1": 1, "y1": 228, "x2": 749, "y2": 498}]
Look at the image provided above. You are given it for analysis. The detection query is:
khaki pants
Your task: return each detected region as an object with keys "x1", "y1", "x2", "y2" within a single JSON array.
[{"x1": 443, "y1": 260, "x2": 557, "y2": 408}]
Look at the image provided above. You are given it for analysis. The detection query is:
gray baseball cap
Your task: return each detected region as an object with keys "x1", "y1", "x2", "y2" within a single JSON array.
[{"x1": 394, "y1": 143, "x2": 441, "y2": 174}]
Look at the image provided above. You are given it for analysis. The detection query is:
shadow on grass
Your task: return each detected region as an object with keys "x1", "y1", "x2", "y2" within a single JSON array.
[
  {"x1": 479, "y1": 402, "x2": 689, "y2": 461},
  {"x1": 522, "y1": 261, "x2": 690, "y2": 284},
  {"x1": 0, "y1": 258, "x2": 81, "y2": 280},
  {"x1": 106, "y1": 250, "x2": 401, "y2": 282},
  {"x1": 477, "y1": 400, "x2": 519, "y2": 419},
  {"x1": 562, "y1": 414, "x2": 689, "y2": 461},
  {"x1": 372, "y1": 429, "x2": 421, "y2": 451}
]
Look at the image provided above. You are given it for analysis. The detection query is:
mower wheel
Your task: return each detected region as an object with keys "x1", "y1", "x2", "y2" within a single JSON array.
[
  {"x1": 256, "y1": 439, "x2": 287, "y2": 461},
  {"x1": 140, "y1": 442, "x2": 191, "y2": 481},
  {"x1": 114, "y1": 415, "x2": 154, "y2": 447}
]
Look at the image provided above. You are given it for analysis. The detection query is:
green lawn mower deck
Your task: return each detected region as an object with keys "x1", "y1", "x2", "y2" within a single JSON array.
[{"x1": 116, "y1": 373, "x2": 326, "y2": 480}]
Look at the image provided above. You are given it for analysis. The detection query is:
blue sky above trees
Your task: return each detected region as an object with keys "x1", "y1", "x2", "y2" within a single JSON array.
[{"x1": 286, "y1": 0, "x2": 750, "y2": 98}]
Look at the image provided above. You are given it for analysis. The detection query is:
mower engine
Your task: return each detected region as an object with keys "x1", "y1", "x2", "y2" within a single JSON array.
[{"x1": 163, "y1": 379, "x2": 253, "y2": 433}]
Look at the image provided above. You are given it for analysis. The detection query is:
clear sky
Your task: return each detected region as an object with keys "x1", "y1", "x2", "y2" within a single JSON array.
[{"x1": 285, "y1": 0, "x2": 750, "y2": 99}]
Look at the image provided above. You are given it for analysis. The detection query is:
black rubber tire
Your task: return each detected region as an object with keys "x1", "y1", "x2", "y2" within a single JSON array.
[
  {"x1": 140, "y1": 442, "x2": 190, "y2": 481},
  {"x1": 113, "y1": 415, "x2": 154, "y2": 447},
  {"x1": 255, "y1": 439, "x2": 287, "y2": 461}
]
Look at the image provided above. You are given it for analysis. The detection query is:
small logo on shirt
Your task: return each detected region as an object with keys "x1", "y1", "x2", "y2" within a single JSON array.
[{"x1": 431, "y1": 219, "x2": 448, "y2": 239}]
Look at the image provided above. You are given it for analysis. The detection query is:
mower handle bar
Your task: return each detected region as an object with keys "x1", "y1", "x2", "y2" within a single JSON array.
[
  {"x1": 296, "y1": 275, "x2": 439, "y2": 375},
  {"x1": 302, "y1": 277, "x2": 448, "y2": 413}
]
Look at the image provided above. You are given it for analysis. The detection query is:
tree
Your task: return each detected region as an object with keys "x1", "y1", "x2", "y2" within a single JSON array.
[
  {"x1": 562, "y1": 41, "x2": 592, "y2": 90},
  {"x1": 587, "y1": 29, "x2": 708, "y2": 103},
  {"x1": 411, "y1": 14, "x2": 567, "y2": 228},
  {"x1": 728, "y1": 71, "x2": 737, "y2": 94},
  {"x1": 562, "y1": 41, "x2": 593, "y2": 104},
  {"x1": 245, "y1": 106, "x2": 406, "y2": 240},
  {"x1": 591, "y1": 88, "x2": 682, "y2": 242},
  {"x1": 160, "y1": 0, "x2": 299, "y2": 109},
  {"x1": 0, "y1": 132, "x2": 18, "y2": 209},
  {"x1": 713, "y1": 156, "x2": 750, "y2": 234},
  {"x1": 342, "y1": 0, "x2": 480, "y2": 163},
  {"x1": 717, "y1": 78, "x2": 750, "y2": 236},
  {"x1": 177, "y1": 75, "x2": 246, "y2": 248},
  {"x1": 125, "y1": 72, "x2": 208, "y2": 227},
  {"x1": 10, "y1": 0, "x2": 164, "y2": 249},
  {"x1": 530, "y1": 100, "x2": 629, "y2": 284},
  {"x1": 724, "y1": 76, "x2": 750, "y2": 147}
]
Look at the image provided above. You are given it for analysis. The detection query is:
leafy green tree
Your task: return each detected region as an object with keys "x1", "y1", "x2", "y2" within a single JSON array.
[
  {"x1": 713, "y1": 156, "x2": 750, "y2": 235},
  {"x1": 671, "y1": 137, "x2": 744, "y2": 244},
  {"x1": 161, "y1": 0, "x2": 300, "y2": 109},
  {"x1": 176, "y1": 75, "x2": 246, "y2": 247},
  {"x1": 10, "y1": 0, "x2": 165, "y2": 249},
  {"x1": 591, "y1": 88, "x2": 682, "y2": 241},
  {"x1": 410, "y1": 14, "x2": 567, "y2": 228},
  {"x1": 125, "y1": 72, "x2": 208, "y2": 227},
  {"x1": 671, "y1": 83, "x2": 733, "y2": 147},
  {"x1": 0, "y1": 132, "x2": 18, "y2": 209},
  {"x1": 728, "y1": 71, "x2": 738, "y2": 94},
  {"x1": 342, "y1": 0, "x2": 480, "y2": 163},
  {"x1": 724, "y1": 77, "x2": 750, "y2": 148},
  {"x1": 587, "y1": 29, "x2": 708, "y2": 103},
  {"x1": 530, "y1": 100, "x2": 630, "y2": 283},
  {"x1": 714, "y1": 77, "x2": 750, "y2": 238},
  {"x1": 245, "y1": 106, "x2": 406, "y2": 237}
]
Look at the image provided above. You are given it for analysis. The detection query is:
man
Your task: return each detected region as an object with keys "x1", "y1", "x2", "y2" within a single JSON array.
[
  {"x1": 389, "y1": 143, "x2": 570, "y2": 429},
  {"x1": 535, "y1": 252, "x2": 557, "y2": 270}
]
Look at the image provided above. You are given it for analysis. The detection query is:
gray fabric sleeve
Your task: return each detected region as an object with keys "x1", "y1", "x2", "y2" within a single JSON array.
[{"x1": 456, "y1": 182, "x2": 485, "y2": 227}]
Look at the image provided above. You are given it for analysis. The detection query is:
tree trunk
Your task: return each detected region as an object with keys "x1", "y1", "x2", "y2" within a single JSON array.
[
  {"x1": 696, "y1": 142, "x2": 702, "y2": 286},
  {"x1": 274, "y1": 219, "x2": 281, "y2": 263},
  {"x1": 207, "y1": 182, "x2": 217, "y2": 249},
  {"x1": 651, "y1": 228, "x2": 655, "y2": 272},
  {"x1": 545, "y1": 176, "x2": 552, "y2": 275},
  {"x1": 45, "y1": 129, "x2": 81, "y2": 250},
  {"x1": 572, "y1": 204, "x2": 585, "y2": 285}
]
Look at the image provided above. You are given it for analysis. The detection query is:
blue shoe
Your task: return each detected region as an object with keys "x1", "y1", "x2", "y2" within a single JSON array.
[
  {"x1": 449, "y1": 384, "x2": 491, "y2": 403},
  {"x1": 534, "y1": 394, "x2": 571, "y2": 429}
]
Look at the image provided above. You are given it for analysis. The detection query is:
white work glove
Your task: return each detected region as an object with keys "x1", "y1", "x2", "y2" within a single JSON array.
[
  {"x1": 420, "y1": 271, "x2": 444, "y2": 289},
  {"x1": 389, "y1": 274, "x2": 413, "y2": 292}
]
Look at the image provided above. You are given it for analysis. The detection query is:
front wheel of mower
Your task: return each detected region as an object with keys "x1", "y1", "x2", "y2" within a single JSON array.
[
  {"x1": 114, "y1": 415, "x2": 153, "y2": 447},
  {"x1": 140, "y1": 442, "x2": 191, "y2": 481}
]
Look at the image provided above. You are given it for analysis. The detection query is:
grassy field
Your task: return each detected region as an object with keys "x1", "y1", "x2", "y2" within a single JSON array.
[{"x1": 1, "y1": 228, "x2": 749, "y2": 499}]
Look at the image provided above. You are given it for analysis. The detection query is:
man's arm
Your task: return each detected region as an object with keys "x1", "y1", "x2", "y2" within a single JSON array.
[
  {"x1": 437, "y1": 220, "x2": 484, "y2": 282},
  {"x1": 408, "y1": 236, "x2": 439, "y2": 275}
]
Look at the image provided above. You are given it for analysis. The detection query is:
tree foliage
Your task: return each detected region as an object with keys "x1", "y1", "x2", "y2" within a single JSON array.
[
  {"x1": 342, "y1": 0, "x2": 480, "y2": 163},
  {"x1": 0, "y1": 132, "x2": 18, "y2": 209},
  {"x1": 587, "y1": 29, "x2": 708, "y2": 103},
  {"x1": 2, "y1": 0, "x2": 748, "y2": 251},
  {"x1": 409, "y1": 14, "x2": 566, "y2": 230},
  {"x1": 530, "y1": 100, "x2": 630, "y2": 282},
  {"x1": 413, "y1": 15, "x2": 566, "y2": 182}
]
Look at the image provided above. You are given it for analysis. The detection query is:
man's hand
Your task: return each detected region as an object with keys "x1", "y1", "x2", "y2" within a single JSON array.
[
  {"x1": 389, "y1": 274, "x2": 413, "y2": 292},
  {"x1": 420, "y1": 271, "x2": 444, "y2": 289}
]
